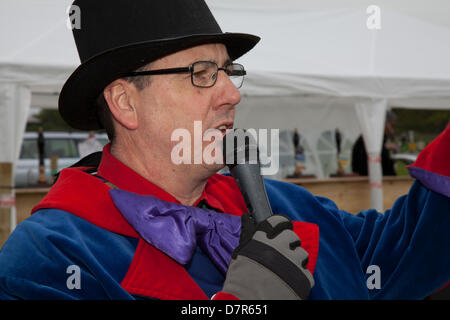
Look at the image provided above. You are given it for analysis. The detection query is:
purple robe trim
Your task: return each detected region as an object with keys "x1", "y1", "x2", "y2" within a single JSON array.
[{"x1": 408, "y1": 166, "x2": 450, "y2": 198}]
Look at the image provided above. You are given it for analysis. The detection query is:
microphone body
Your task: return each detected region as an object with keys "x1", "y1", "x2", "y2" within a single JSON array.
[
  {"x1": 229, "y1": 163, "x2": 273, "y2": 224},
  {"x1": 223, "y1": 130, "x2": 274, "y2": 224}
]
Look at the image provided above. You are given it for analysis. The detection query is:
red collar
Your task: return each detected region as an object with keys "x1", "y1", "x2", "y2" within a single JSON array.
[
  {"x1": 32, "y1": 143, "x2": 248, "y2": 237},
  {"x1": 408, "y1": 124, "x2": 450, "y2": 178},
  {"x1": 97, "y1": 143, "x2": 245, "y2": 214},
  {"x1": 407, "y1": 125, "x2": 450, "y2": 198}
]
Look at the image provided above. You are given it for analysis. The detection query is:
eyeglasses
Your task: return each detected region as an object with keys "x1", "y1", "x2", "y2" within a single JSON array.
[{"x1": 122, "y1": 61, "x2": 246, "y2": 89}]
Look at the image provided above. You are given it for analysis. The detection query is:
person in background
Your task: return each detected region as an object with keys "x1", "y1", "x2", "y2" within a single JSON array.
[
  {"x1": 351, "y1": 111, "x2": 397, "y2": 176},
  {"x1": 293, "y1": 128, "x2": 300, "y2": 153},
  {"x1": 334, "y1": 128, "x2": 345, "y2": 176},
  {"x1": 37, "y1": 126, "x2": 47, "y2": 184},
  {"x1": 37, "y1": 126, "x2": 45, "y2": 166},
  {"x1": 335, "y1": 128, "x2": 342, "y2": 156}
]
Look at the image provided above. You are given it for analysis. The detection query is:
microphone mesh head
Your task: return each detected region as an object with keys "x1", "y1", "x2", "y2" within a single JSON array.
[{"x1": 222, "y1": 129, "x2": 259, "y2": 167}]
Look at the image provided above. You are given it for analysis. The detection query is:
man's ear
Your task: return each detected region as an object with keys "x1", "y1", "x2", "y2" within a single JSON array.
[{"x1": 103, "y1": 79, "x2": 138, "y2": 130}]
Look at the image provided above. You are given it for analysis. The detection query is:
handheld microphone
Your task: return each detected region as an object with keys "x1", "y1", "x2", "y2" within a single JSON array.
[{"x1": 223, "y1": 129, "x2": 273, "y2": 224}]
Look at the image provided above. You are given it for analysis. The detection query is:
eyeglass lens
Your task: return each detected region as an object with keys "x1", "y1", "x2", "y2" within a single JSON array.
[{"x1": 191, "y1": 61, "x2": 245, "y2": 88}]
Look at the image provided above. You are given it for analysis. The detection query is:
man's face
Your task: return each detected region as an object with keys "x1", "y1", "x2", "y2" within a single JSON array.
[{"x1": 132, "y1": 43, "x2": 241, "y2": 174}]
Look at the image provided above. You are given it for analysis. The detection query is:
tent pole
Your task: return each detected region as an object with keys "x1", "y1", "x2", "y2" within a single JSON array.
[
  {"x1": 367, "y1": 152, "x2": 384, "y2": 212},
  {"x1": 354, "y1": 98, "x2": 387, "y2": 212}
]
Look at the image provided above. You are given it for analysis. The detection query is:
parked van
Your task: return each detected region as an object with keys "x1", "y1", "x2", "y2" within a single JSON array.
[{"x1": 16, "y1": 132, "x2": 108, "y2": 187}]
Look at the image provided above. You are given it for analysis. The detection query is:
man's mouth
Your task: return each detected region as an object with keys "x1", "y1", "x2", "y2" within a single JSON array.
[{"x1": 216, "y1": 123, "x2": 234, "y2": 135}]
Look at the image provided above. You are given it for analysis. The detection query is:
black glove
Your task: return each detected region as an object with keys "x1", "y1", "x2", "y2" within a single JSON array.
[{"x1": 222, "y1": 213, "x2": 314, "y2": 300}]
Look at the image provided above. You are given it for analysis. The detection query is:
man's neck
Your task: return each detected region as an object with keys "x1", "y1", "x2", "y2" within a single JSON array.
[{"x1": 110, "y1": 142, "x2": 208, "y2": 206}]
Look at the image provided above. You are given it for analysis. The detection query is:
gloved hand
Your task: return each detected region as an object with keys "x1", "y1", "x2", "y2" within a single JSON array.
[{"x1": 221, "y1": 213, "x2": 314, "y2": 300}]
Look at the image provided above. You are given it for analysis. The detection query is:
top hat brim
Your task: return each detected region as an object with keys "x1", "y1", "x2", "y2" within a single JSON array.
[{"x1": 59, "y1": 32, "x2": 260, "y2": 130}]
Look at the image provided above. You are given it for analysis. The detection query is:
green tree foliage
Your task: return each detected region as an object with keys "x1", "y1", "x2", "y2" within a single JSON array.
[
  {"x1": 26, "y1": 109, "x2": 79, "y2": 132},
  {"x1": 392, "y1": 109, "x2": 450, "y2": 134}
]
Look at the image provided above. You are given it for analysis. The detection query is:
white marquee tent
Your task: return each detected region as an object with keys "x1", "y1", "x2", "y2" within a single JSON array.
[
  {"x1": 211, "y1": 0, "x2": 450, "y2": 210},
  {"x1": 1, "y1": 0, "x2": 450, "y2": 226}
]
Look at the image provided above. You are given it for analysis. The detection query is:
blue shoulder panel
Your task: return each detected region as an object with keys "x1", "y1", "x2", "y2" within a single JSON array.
[
  {"x1": 0, "y1": 209, "x2": 224, "y2": 299},
  {"x1": 0, "y1": 209, "x2": 138, "y2": 299}
]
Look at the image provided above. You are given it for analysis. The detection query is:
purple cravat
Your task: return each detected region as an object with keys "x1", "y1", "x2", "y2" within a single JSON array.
[{"x1": 109, "y1": 189, "x2": 241, "y2": 274}]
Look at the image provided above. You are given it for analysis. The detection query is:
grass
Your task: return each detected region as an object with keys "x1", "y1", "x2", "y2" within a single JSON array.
[{"x1": 395, "y1": 161, "x2": 410, "y2": 176}]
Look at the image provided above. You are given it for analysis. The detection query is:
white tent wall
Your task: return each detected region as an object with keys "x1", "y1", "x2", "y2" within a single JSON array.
[
  {"x1": 0, "y1": 0, "x2": 74, "y2": 232},
  {"x1": 0, "y1": 84, "x2": 31, "y2": 164},
  {"x1": 0, "y1": 0, "x2": 76, "y2": 178},
  {"x1": 234, "y1": 95, "x2": 362, "y2": 178},
  {"x1": 207, "y1": 0, "x2": 450, "y2": 210},
  {"x1": 0, "y1": 83, "x2": 31, "y2": 231},
  {"x1": 0, "y1": 63, "x2": 75, "y2": 163}
]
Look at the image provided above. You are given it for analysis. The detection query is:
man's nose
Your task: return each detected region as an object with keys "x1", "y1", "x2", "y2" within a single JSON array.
[{"x1": 216, "y1": 70, "x2": 242, "y2": 105}]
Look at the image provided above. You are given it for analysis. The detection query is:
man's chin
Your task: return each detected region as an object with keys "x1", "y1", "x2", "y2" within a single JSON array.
[
  {"x1": 198, "y1": 162, "x2": 226, "y2": 177},
  {"x1": 208, "y1": 161, "x2": 226, "y2": 170}
]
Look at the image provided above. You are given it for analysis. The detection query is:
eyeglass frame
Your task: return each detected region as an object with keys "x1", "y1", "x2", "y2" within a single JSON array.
[{"x1": 121, "y1": 61, "x2": 247, "y2": 88}]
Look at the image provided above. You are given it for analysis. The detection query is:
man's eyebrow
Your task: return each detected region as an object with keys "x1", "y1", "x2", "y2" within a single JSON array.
[
  {"x1": 222, "y1": 58, "x2": 233, "y2": 66},
  {"x1": 187, "y1": 58, "x2": 233, "y2": 66}
]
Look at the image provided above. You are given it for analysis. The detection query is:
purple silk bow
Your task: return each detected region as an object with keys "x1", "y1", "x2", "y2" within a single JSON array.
[{"x1": 109, "y1": 189, "x2": 242, "y2": 274}]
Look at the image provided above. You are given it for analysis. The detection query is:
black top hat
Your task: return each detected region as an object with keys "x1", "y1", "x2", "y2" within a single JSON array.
[{"x1": 59, "y1": 0, "x2": 260, "y2": 130}]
